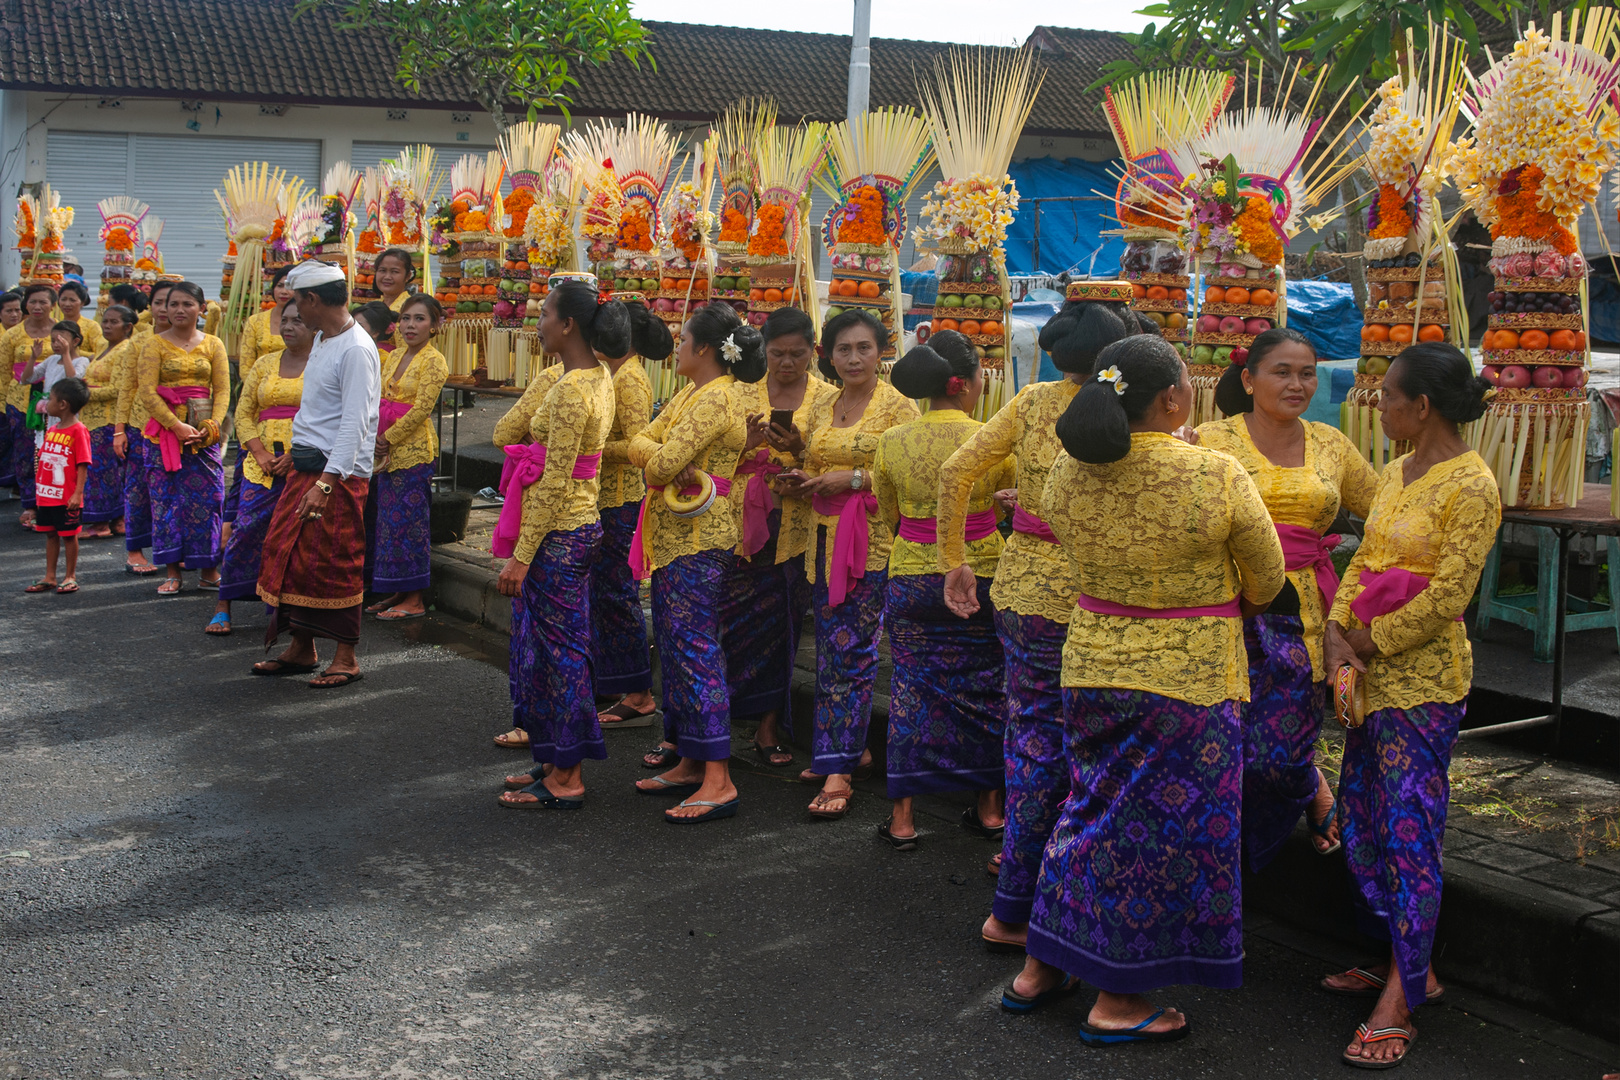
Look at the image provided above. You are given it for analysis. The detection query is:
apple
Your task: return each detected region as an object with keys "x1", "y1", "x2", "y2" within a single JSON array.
[
  {"x1": 982, "y1": 296, "x2": 1003, "y2": 310},
  {"x1": 1496, "y1": 364, "x2": 1530, "y2": 388},
  {"x1": 1562, "y1": 367, "x2": 1588, "y2": 389},
  {"x1": 1192, "y1": 345, "x2": 1216, "y2": 363},
  {"x1": 524, "y1": 317, "x2": 539, "y2": 327},
  {"x1": 1531, "y1": 365, "x2": 1564, "y2": 389},
  {"x1": 825, "y1": 305, "x2": 844, "y2": 319},
  {"x1": 961, "y1": 292, "x2": 983, "y2": 309},
  {"x1": 1197, "y1": 314, "x2": 1221, "y2": 333},
  {"x1": 1219, "y1": 316, "x2": 1246, "y2": 334},
  {"x1": 748, "y1": 311, "x2": 768, "y2": 326},
  {"x1": 731, "y1": 301, "x2": 748, "y2": 314},
  {"x1": 1230, "y1": 347, "x2": 1250, "y2": 365},
  {"x1": 1244, "y1": 318, "x2": 1272, "y2": 335},
  {"x1": 1364, "y1": 355, "x2": 1391, "y2": 377},
  {"x1": 1213, "y1": 347, "x2": 1233, "y2": 364},
  {"x1": 1481, "y1": 365, "x2": 1501, "y2": 384},
  {"x1": 940, "y1": 294, "x2": 964, "y2": 308}
]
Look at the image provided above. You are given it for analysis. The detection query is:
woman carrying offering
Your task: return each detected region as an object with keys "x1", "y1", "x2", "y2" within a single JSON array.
[
  {"x1": 208, "y1": 300, "x2": 311, "y2": 635},
  {"x1": 1008, "y1": 334, "x2": 1284, "y2": 1043},
  {"x1": 778, "y1": 310, "x2": 918, "y2": 819},
  {"x1": 79, "y1": 305, "x2": 140, "y2": 539},
  {"x1": 365, "y1": 294, "x2": 448, "y2": 620},
  {"x1": 871, "y1": 332, "x2": 1009, "y2": 850},
  {"x1": 627, "y1": 301, "x2": 764, "y2": 823},
  {"x1": 939, "y1": 286, "x2": 1142, "y2": 948},
  {"x1": 137, "y1": 282, "x2": 229, "y2": 594},
  {"x1": 717, "y1": 307, "x2": 838, "y2": 768},
  {"x1": 2, "y1": 284, "x2": 58, "y2": 526},
  {"x1": 1323, "y1": 343, "x2": 1500, "y2": 1070},
  {"x1": 223, "y1": 265, "x2": 295, "y2": 534},
  {"x1": 493, "y1": 279, "x2": 618, "y2": 810}
]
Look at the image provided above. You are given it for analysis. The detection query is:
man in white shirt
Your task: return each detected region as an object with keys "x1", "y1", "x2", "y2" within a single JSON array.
[{"x1": 254, "y1": 261, "x2": 381, "y2": 689}]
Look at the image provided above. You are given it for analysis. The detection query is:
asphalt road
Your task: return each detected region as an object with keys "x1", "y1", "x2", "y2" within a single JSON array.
[{"x1": 1, "y1": 521, "x2": 1614, "y2": 1080}]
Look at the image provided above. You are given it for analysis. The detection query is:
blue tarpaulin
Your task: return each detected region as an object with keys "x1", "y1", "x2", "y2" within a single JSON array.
[
  {"x1": 1005, "y1": 158, "x2": 1125, "y2": 277},
  {"x1": 1284, "y1": 280, "x2": 1363, "y2": 361}
]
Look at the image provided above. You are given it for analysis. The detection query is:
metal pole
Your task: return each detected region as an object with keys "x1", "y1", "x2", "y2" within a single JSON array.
[
  {"x1": 846, "y1": 0, "x2": 871, "y2": 124},
  {"x1": 1032, "y1": 201, "x2": 1042, "y2": 274}
]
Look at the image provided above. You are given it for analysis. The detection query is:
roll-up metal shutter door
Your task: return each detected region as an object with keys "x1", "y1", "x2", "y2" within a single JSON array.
[{"x1": 43, "y1": 131, "x2": 132, "y2": 281}]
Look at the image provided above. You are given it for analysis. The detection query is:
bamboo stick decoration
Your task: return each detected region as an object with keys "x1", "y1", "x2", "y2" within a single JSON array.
[{"x1": 214, "y1": 162, "x2": 288, "y2": 352}]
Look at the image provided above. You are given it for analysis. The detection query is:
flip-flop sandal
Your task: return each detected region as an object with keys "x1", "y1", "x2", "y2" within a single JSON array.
[
  {"x1": 598, "y1": 700, "x2": 659, "y2": 729},
  {"x1": 635, "y1": 775, "x2": 700, "y2": 797},
  {"x1": 54, "y1": 579, "x2": 79, "y2": 594},
  {"x1": 364, "y1": 599, "x2": 394, "y2": 614},
  {"x1": 1001, "y1": 976, "x2": 1081, "y2": 1013},
  {"x1": 876, "y1": 818, "x2": 918, "y2": 850},
  {"x1": 198, "y1": 577, "x2": 220, "y2": 591},
  {"x1": 504, "y1": 764, "x2": 553, "y2": 790},
  {"x1": 986, "y1": 852, "x2": 1003, "y2": 878},
  {"x1": 1320, "y1": 968, "x2": 1446, "y2": 1005},
  {"x1": 1077, "y1": 1008, "x2": 1190, "y2": 1046},
  {"x1": 204, "y1": 611, "x2": 232, "y2": 635},
  {"x1": 641, "y1": 744, "x2": 680, "y2": 770},
  {"x1": 1310, "y1": 792, "x2": 1343, "y2": 856},
  {"x1": 124, "y1": 563, "x2": 159, "y2": 576},
  {"x1": 798, "y1": 760, "x2": 873, "y2": 784},
  {"x1": 375, "y1": 607, "x2": 425, "y2": 621},
  {"x1": 309, "y1": 669, "x2": 364, "y2": 690},
  {"x1": 982, "y1": 933, "x2": 1025, "y2": 954},
  {"x1": 1342, "y1": 1023, "x2": 1415, "y2": 1070},
  {"x1": 499, "y1": 782, "x2": 584, "y2": 811},
  {"x1": 751, "y1": 743, "x2": 794, "y2": 767},
  {"x1": 156, "y1": 580, "x2": 183, "y2": 596},
  {"x1": 24, "y1": 580, "x2": 55, "y2": 593},
  {"x1": 493, "y1": 729, "x2": 531, "y2": 749},
  {"x1": 252, "y1": 659, "x2": 319, "y2": 677},
  {"x1": 808, "y1": 788, "x2": 854, "y2": 820},
  {"x1": 665, "y1": 797, "x2": 739, "y2": 824},
  {"x1": 962, "y1": 805, "x2": 1006, "y2": 841}
]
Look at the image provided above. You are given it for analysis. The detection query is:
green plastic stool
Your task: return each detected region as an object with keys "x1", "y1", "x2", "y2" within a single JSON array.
[{"x1": 1475, "y1": 525, "x2": 1620, "y2": 662}]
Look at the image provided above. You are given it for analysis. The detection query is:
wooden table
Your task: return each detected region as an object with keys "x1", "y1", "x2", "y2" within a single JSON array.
[{"x1": 1462, "y1": 489, "x2": 1620, "y2": 749}]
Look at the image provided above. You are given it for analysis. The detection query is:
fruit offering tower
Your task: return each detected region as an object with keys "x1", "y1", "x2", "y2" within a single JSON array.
[
  {"x1": 496, "y1": 122, "x2": 562, "y2": 338},
  {"x1": 711, "y1": 100, "x2": 772, "y2": 327},
  {"x1": 96, "y1": 196, "x2": 147, "y2": 309},
  {"x1": 744, "y1": 119, "x2": 827, "y2": 329},
  {"x1": 353, "y1": 167, "x2": 386, "y2": 302},
  {"x1": 521, "y1": 157, "x2": 581, "y2": 338},
  {"x1": 134, "y1": 216, "x2": 164, "y2": 291},
  {"x1": 1456, "y1": 14, "x2": 1620, "y2": 509},
  {"x1": 264, "y1": 176, "x2": 307, "y2": 280},
  {"x1": 16, "y1": 187, "x2": 71, "y2": 287},
  {"x1": 384, "y1": 146, "x2": 442, "y2": 291},
  {"x1": 1104, "y1": 71, "x2": 1234, "y2": 356},
  {"x1": 1350, "y1": 32, "x2": 1470, "y2": 468},
  {"x1": 313, "y1": 162, "x2": 361, "y2": 282},
  {"x1": 654, "y1": 135, "x2": 720, "y2": 347},
  {"x1": 445, "y1": 152, "x2": 504, "y2": 378},
  {"x1": 817, "y1": 107, "x2": 934, "y2": 362},
  {"x1": 564, "y1": 114, "x2": 678, "y2": 308},
  {"x1": 918, "y1": 47, "x2": 1044, "y2": 417}
]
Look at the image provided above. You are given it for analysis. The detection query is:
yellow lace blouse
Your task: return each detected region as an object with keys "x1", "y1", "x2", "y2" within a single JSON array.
[
  {"x1": 798, "y1": 379, "x2": 920, "y2": 583},
  {"x1": 138, "y1": 334, "x2": 231, "y2": 439},
  {"x1": 113, "y1": 338, "x2": 150, "y2": 431},
  {"x1": 236, "y1": 352, "x2": 305, "y2": 489},
  {"x1": 80, "y1": 346, "x2": 123, "y2": 430},
  {"x1": 728, "y1": 375, "x2": 841, "y2": 563},
  {"x1": 601, "y1": 359, "x2": 655, "y2": 510},
  {"x1": 73, "y1": 316, "x2": 106, "y2": 358},
  {"x1": 1197, "y1": 416, "x2": 1380, "y2": 679},
  {"x1": 0, "y1": 324, "x2": 53, "y2": 410},
  {"x1": 513, "y1": 363, "x2": 615, "y2": 564},
  {"x1": 492, "y1": 364, "x2": 562, "y2": 449},
  {"x1": 875, "y1": 409, "x2": 1011, "y2": 579},
  {"x1": 938, "y1": 379, "x2": 1081, "y2": 622},
  {"x1": 627, "y1": 375, "x2": 746, "y2": 573},
  {"x1": 1042, "y1": 432, "x2": 1287, "y2": 705},
  {"x1": 380, "y1": 344, "x2": 448, "y2": 472},
  {"x1": 237, "y1": 309, "x2": 284, "y2": 376},
  {"x1": 1329, "y1": 451, "x2": 1501, "y2": 712}
]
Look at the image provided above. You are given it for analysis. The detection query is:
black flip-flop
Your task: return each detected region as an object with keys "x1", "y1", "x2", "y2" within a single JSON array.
[
  {"x1": 499, "y1": 781, "x2": 583, "y2": 811},
  {"x1": 876, "y1": 818, "x2": 918, "y2": 851},
  {"x1": 641, "y1": 744, "x2": 680, "y2": 770},
  {"x1": 504, "y1": 764, "x2": 552, "y2": 790},
  {"x1": 251, "y1": 659, "x2": 319, "y2": 677},
  {"x1": 664, "y1": 797, "x2": 738, "y2": 824},
  {"x1": 1001, "y1": 976, "x2": 1081, "y2": 1013},
  {"x1": 308, "y1": 669, "x2": 364, "y2": 690},
  {"x1": 751, "y1": 742, "x2": 794, "y2": 767},
  {"x1": 962, "y1": 805, "x2": 1006, "y2": 841}
]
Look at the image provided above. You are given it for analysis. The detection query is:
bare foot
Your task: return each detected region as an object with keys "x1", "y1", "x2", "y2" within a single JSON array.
[
  {"x1": 1010, "y1": 956, "x2": 1066, "y2": 1000},
  {"x1": 1309, "y1": 767, "x2": 1341, "y2": 853},
  {"x1": 1088, "y1": 991, "x2": 1187, "y2": 1035},
  {"x1": 664, "y1": 777, "x2": 737, "y2": 820},
  {"x1": 636, "y1": 762, "x2": 703, "y2": 794},
  {"x1": 982, "y1": 914, "x2": 1026, "y2": 948}
]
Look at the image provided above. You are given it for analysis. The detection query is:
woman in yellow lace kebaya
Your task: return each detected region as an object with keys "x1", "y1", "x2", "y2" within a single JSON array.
[
  {"x1": 112, "y1": 281, "x2": 171, "y2": 574},
  {"x1": 491, "y1": 278, "x2": 618, "y2": 811},
  {"x1": 937, "y1": 286, "x2": 1147, "y2": 950},
  {"x1": 1197, "y1": 329, "x2": 1379, "y2": 867},
  {"x1": 870, "y1": 332, "x2": 1011, "y2": 852},
  {"x1": 1007, "y1": 334, "x2": 1284, "y2": 1046},
  {"x1": 0, "y1": 291, "x2": 18, "y2": 495},
  {"x1": 625, "y1": 302, "x2": 764, "y2": 823},
  {"x1": 712, "y1": 307, "x2": 839, "y2": 771},
  {"x1": 223, "y1": 265, "x2": 296, "y2": 533},
  {"x1": 77, "y1": 304, "x2": 140, "y2": 540},
  {"x1": 1322, "y1": 343, "x2": 1499, "y2": 1070},
  {"x1": 363, "y1": 294, "x2": 449, "y2": 620},
  {"x1": 208, "y1": 300, "x2": 312, "y2": 634},
  {"x1": 55, "y1": 282, "x2": 106, "y2": 358},
  {"x1": 777, "y1": 310, "x2": 919, "y2": 820},
  {"x1": 136, "y1": 281, "x2": 230, "y2": 595},
  {"x1": 2, "y1": 283, "x2": 59, "y2": 525}
]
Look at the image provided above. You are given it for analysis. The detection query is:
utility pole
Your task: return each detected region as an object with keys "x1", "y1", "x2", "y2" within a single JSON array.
[{"x1": 846, "y1": 0, "x2": 871, "y2": 123}]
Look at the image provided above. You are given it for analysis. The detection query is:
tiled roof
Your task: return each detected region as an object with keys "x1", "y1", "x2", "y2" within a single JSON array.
[{"x1": 0, "y1": 2, "x2": 1130, "y2": 137}]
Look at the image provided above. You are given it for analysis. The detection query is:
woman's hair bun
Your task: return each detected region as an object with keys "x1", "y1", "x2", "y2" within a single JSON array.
[
  {"x1": 889, "y1": 330, "x2": 978, "y2": 400},
  {"x1": 1391, "y1": 341, "x2": 1492, "y2": 424},
  {"x1": 687, "y1": 301, "x2": 766, "y2": 383},
  {"x1": 1038, "y1": 300, "x2": 1136, "y2": 376}
]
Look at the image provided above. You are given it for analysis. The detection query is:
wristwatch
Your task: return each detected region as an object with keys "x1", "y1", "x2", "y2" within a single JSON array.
[
  {"x1": 315, "y1": 480, "x2": 334, "y2": 495},
  {"x1": 849, "y1": 468, "x2": 864, "y2": 491}
]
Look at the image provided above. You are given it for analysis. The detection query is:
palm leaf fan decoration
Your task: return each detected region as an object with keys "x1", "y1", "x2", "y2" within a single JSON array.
[
  {"x1": 560, "y1": 121, "x2": 626, "y2": 262},
  {"x1": 1104, "y1": 70, "x2": 1235, "y2": 237},
  {"x1": 660, "y1": 134, "x2": 721, "y2": 271},
  {"x1": 97, "y1": 195, "x2": 148, "y2": 260},
  {"x1": 214, "y1": 162, "x2": 289, "y2": 347},
  {"x1": 714, "y1": 98, "x2": 776, "y2": 251},
  {"x1": 500, "y1": 121, "x2": 562, "y2": 240},
  {"x1": 285, "y1": 192, "x2": 326, "y2": 263},
  {"x1": 745, "y1": 119, "x2": 829, "y2": 265},
  {"x1": 608, "y1": 113, "x2": 679, "y2": 264}
]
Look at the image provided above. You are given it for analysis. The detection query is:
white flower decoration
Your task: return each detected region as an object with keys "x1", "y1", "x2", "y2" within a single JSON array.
[
  {"x1": 720, "y1": 333, "x2": 743, "y2": 366},
  {"x1": 1097, "y1": 365, "x2": 1129, "y2": 395}
]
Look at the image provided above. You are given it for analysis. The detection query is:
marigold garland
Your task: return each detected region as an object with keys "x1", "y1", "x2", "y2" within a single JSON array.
[
  {"x1": 104, "y1": 227, "x2": 136, "y2": 252},
  {"x1": 1368, "y1": 183, "x2": 1414, "y2": 240},
  {"x1": 719, "y1": 206, "x2": 750, "y2": 243},
  {"x1": 1118, "y1": 191, "x2": 1179, "y2": 231},
  {"x1": 747, "y1": 203, "x2": 788, "y2": 259},
  {"x1": 503, "y1": 187, "x2": 536, "y2": 238},
  {"x1": 836, "y1": 185, "x2": 887, "y2": 246},
  {"x1": 616, "y1": 205, "x2": 653, "y2": 252},
  {"x1": 357, "y1": 229, "x2": 382, "y2": 255},
  {"x1": 1493, "y1": 165, "x2": 1577, "y2": 254}
]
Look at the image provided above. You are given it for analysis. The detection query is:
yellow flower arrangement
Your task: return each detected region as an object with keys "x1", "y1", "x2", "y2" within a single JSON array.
[{"x1": 919, "y1": 172, "x2": 1019, "y2": 267}]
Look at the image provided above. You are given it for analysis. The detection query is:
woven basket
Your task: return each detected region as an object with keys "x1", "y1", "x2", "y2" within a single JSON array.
[
  {"x1": 1201, "y1": 302, "x2": 1275, "y2": 318},
  {"x1": 1366, "y1": 265, "x2": 1443, "y2": 283},
  {"x1": 1158, "y1": 327, "x2": 1189, "y2": 343},
  {"x1": 1480, "y1": 349, "x2": 1584, "y2": 367},
  {"x1": 1132, "y1": 298, "x2": 1189, "y2": 313},
  {"x1": 1124, "y1": 272, "x2": 1191, "y2": 288},
  {"x1": 1353, "y1": 373, "x2": 1385, "y2": 391},
  {"x1": 1364, "y1": 304, "x2": 1447, "y2": 325},
  {"x1": 1486, "y1": 312, "x2": 1583, "y2": 331},
  {"x1": 1357, "y1": 340, "x2": 1405, "y2": 356},
  {"x1": 1495, "y1": 275, "x2": 1581, "y2": 295},
  {"x1": 1191, "y1": 332, "x2": 1257, "y2": 348},
  {"x1": 966, "y1": 332, "x2": 1005, "y2": 347},
  {"x1": 1204, "y1": 273, "x2": 1278, "y2": 290}
]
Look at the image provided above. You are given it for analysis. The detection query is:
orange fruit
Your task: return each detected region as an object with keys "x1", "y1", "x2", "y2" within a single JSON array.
[
  {"x1": 1389, "y1": 324, "x2": 1414, "y2": 344},
  {"x1": 1131, "y1": 283, "x2": 1147, "y2": 299},
  {"x1": 1549, "y1": 329, "x2": 1579, "y2": 351},
  {"x1": 958, "y1": 319, "x2": 982, "y2": 336},
  {"x1": 1362, "y1": 324, "x2": 1390, "y2": 342},
  {"x1": 1146, "y1": 285, "x2": 1169, "y2": 300},
  {"x1": 936, "y1": 318, "x2": 959, "y2": 332},
  {"x1": 1417, "y1": 324, "x2": 1445, "y2": 342},
  {"x1": 1169, "y1": 289, "x2": 1186, "y2": 303},
  {"x1": 782, "y1": 286, "x2": 795, "y2": 301},
  {"x1": 858, "y1": 280, "x2": 882, "y2": 298},
  {"x1": 838, "y1": 279, "x2": 860, "y2": 297},
  {"x1": 979, "y1": 320, "x2": 1003, "y2": 336},
  {"x1": 1249, "y1": 288, "x2": 1276, "y2": 307},
  {"x1": 1519, "y1": 329, "x2": 1550, "y2": 350},
  {"x1": 1224, "y1": 286, "x2": 1251, "y2": 305},
  {"x1": 1204, "y1": 286, "x2": 1225, "y2": 304},
  {"x1": 763, "y1": 288, "x2": 783, "y2": 303},
  {"x1": 749, "y1": 288, "x2": 764, "y2": 302},
  {"x1": 1573, "y1": 331, "x2": 1587, "y2": 350},
  {"x1": 1492, "y1": 329, "x2": 1520, "y2": 350}
]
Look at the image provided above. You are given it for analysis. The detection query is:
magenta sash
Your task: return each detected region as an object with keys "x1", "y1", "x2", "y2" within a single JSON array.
[
  {"x1": 734, "y1": 448, "x2": 783, "y2": 558},
  {"x1": 1348, "y1": 565, "x2": 1458, "y2": 626},
  {"x1": 1077, "y1": 593, "x2": 1243, "y2": 619},
  {"x1": 628, "y1": 473, "x2": 736, "y2": 581},
  {"x1": 811, "y1": 488, "x2": 879, "y2": 607},
  {"x1": 1275, "y1": 522, "x2": 1342, "y2": 608},
  {"x1": 1011, "y1": 504, "x2": 1059, "y2": 544},
  {"x1": 378, "y1": 399, "x2": 411, "y2": 436},
  {"x1": 256, "y1": 405, "x2": 299, "y2": 421},
  {"x1": 490, "y1": 444, "x2": 603, "y2": 560},
  {"x1": 12, "y1": 362, "x2": 32, "y2": 383},
  {"x1": 898, "y1": 508, "x2": 998, "y2": 545},
  {"x1": 141, "y1": 385, "x2": 212, "y2": 472}
]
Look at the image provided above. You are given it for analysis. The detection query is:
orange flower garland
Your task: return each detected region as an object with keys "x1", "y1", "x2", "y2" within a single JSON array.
[
  {"x1": 1368, "y1": 183, "x2": 1413, "y2": 240},
  {"x1": 837, "y1": 185, "x2": 887, "y2": 246},
  {"x1": 719, "y1": 206, "x2": 750, "y2": 243},
  {"x1": 15, "y1": 204, "x2": 34, "y2": 248},
  {"x1": 104, "y1": 227, "x2": 136, "y2": 252},
  {"x1": 357, "y1": 229, "x2": 382, "y2": 255},
  {"x1": 616, "y1": 205, "x2": 653, "y2": 251},
  {"x1": 453, "y1": 210, "x2": 489, "y2": 232},
  {"x1": 1232, "y1": 195, "x2": 1283, "y2": 266},
  {"x1": 1493, "y1": 165, "x2": 1577, "y2": 254},
  {"x1": 504, "y1": 187, "x2": 535, "y2": 237},
  {"x1": 1118, "y1": 194, "x2": 1179, "y2": 231},
  {"x1": 747, "y1": 204, "x2": 788, "y2": 258}
]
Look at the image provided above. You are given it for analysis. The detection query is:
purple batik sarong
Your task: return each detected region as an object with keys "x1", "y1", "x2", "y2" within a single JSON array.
[
  {"x1": 591, "y1": 502, "x2": 653, "y2": 695},
  {"x1": 146, "y1": 441, "x2": 223, "y2": 568},
  {"x1": 651, "y1": 548, "x2": 734, "y2": 762},
  {"x1": 810, "y1": 526, "x2": 886, "y2": 776},
  {"x1": 1028, "y1": 687, "x2": 1245, "y2": 994},
  {"x1": 367, "y1": 461, "x2": 434, "y2": 593},
  {"x1": 0, "y1": 402, "x2": 13, "y2": 487},
  {"x1": 510, "y1": 523, "x2": 606, "y2": 768},
  {"x1": 122, "y1": 436, "x2": 153, "y2": 553},
  {"x1": 992, "y1": 608, "x2": 1069, "y2": 925},
  {"x1": 82, "y1": 426, "x2": 125, "y2": 523},
  {"x1": 720, "y1": 508, "x2": 809, "y2": 723},
  {"x1": 10, "y1": 406, "x2": 35, "y2": 508},
  {"x1": 1242, "y1": 613, "x2": 1327, "y2": 872},
  {"x1": 221, "y1": 453, "x2": 245, "y2": 523},
  {"x1": 885, "y1": 573, "x2": 1005, "y2": 798},
  {"x1": 1338, "y1": 700, "x2": 1464, "y2": 1012},
  {"x1": 218, "y1": 474, "x2": 284, "y2": 600}
]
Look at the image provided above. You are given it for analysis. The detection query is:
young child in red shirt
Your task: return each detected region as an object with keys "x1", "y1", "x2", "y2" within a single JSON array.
[{"x1": 27, "y1": 377, "x2": 92, "y2": 595}]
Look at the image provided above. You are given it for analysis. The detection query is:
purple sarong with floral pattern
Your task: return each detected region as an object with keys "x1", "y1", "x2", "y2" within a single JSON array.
[
  {"x1": 146, "y1": 442, "x2": 223, "y2": 568},
  {"x1": 651, "y1": 548, "x2": 734, "y2": 762},
  {"x1": 1242, "y1": 613, "x2": 1326, "y2": 872},
  {"x1": 510, "y1": 523, "x2": 606, "y2": 768},
  {"x1": 810, "y1": 526, "x2": 885, "y2": 776},
  {"x1": 122, "y1": 437, "x2": 152, "y2": 552},
  {"x1": 720, "y1": 507, "x2": 809, "y2": 724},
  {"x1": 83, "y1": 426, "x2": 125, "y2": 523},
  {"x1": 591, "y1": 502, "x2": 653, "y2": 695}
]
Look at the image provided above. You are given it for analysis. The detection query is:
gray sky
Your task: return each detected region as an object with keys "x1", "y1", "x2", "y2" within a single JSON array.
[{"x1": 627, "y1": 1, "x2": 1153, "y2": 45}]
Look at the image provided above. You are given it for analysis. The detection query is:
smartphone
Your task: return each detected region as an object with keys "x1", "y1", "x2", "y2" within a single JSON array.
[
  {"x1": 769, "y1": 409, "x2": 795, "y2": 432},
  {"x1": 271, "y1": 441, "x2": 285, "y2": 456}
]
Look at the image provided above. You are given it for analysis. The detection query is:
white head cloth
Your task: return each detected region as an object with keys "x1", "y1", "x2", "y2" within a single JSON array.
[{"x1": 286, "y1": 260, "x2": 346, "y2": 290}]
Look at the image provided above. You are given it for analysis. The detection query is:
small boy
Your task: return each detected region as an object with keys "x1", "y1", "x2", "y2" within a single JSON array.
[{"x1": 26, "y1": 377, "x2": 92, "y2": 595}]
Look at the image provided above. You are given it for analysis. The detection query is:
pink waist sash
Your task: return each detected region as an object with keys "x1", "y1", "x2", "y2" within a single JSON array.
[
  {"x1": 12, "y1": 362, "x2": 33, "y2": 383},
  {"x1": 812, "y1": 487, "x2": 879, "y2": 607},
  {"x1": 1077, "y1": 593, "x2": 1243, "y2": 619},
  {"x1": 898, "y1": 508, "x2": 998, "y2": 545},
  {"x1": 490, "y1": 444, "x2": 604, "y2": 560},
  {"x1": 1348, "y1": 566, "x2": 1460, "y2": 625},
  {"x1": 1275, "y1": 522, "x2": 1342, "y2": 608},
  {"x1": 1011, "y1": 504, "x2": 1058, "y2": 544},
  {"x1": 628, "y1": 472, "x2": 736, "y2": 582},
  {"x1": 378, "y1": 399, "x2": 411, "y2": 436},
  {"x1": 256, "y1": 405, "x2": 299, "y2": 421},
  {"x1": 734, "y1": 448, "x2": 783, "y2": 558},
  {"x1": 142, "y1": 385, "x2": 212, "y2": 472}
]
